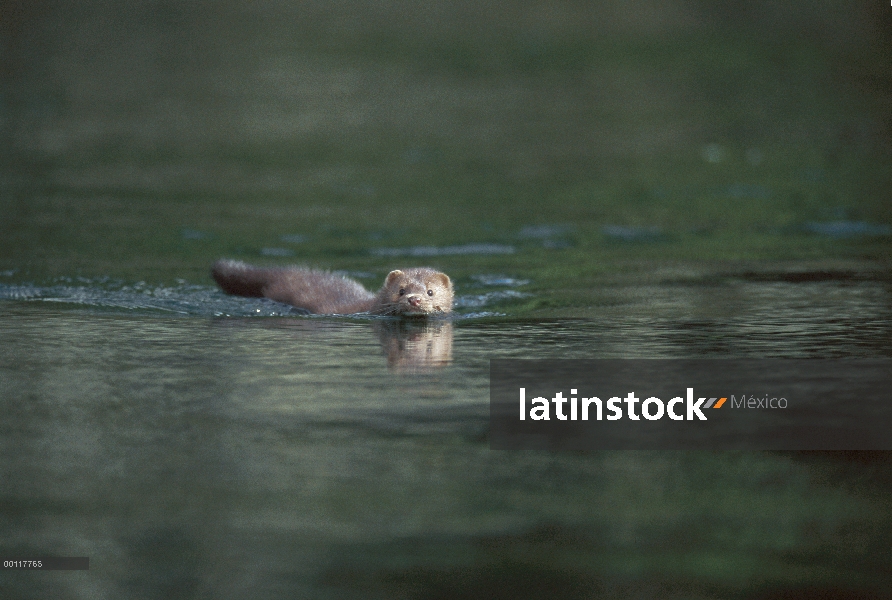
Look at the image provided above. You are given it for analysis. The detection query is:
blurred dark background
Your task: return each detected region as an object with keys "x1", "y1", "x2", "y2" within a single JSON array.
[{"x1": 1, "y1": 0, "x2": 890, "y2": 287}]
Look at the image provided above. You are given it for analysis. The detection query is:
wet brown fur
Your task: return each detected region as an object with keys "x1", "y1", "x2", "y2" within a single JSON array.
[{"x1": 212, "y1": 260, "x2": 453, "y2": 316}]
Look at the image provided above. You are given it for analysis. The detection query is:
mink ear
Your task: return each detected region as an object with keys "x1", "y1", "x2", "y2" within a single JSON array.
[
  {"x1": 384, "y1": 270, "x2": 405, "y2": 286},
  {"x1": 432, "y1": 273, "x2": 452, "y2": 289}
]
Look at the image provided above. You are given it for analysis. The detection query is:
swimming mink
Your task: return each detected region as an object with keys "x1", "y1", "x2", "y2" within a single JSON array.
[{"x1": 212, "y1": 259, "x2": 453, "y2": 316}]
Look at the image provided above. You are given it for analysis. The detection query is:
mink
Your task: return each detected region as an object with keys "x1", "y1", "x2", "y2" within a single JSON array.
[{"x1": 212, "y1": 259, "x2": 453, "y2": 316}]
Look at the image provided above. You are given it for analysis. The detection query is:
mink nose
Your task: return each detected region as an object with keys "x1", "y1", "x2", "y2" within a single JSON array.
[{"x1": 408, "y1": 296, "x2": 421, "y2": 307}]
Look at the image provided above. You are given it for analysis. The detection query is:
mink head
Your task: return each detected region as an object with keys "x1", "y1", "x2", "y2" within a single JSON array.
[{"x1": 374, "y1": 268, "x2": 453, "y2": 316}]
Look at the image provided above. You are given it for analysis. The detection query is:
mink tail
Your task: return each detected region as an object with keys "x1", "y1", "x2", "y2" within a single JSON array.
[{"x1": 211, "y1": 259, "x2": 275, "y2": 298}]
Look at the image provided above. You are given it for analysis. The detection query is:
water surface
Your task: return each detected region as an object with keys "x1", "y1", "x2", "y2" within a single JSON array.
[
  {"x1": 2, "y1": 0, "x2": 892, "y2": 598},
  {"x1": 3, "y1": 268, "x2": 892, "y2": 598}
]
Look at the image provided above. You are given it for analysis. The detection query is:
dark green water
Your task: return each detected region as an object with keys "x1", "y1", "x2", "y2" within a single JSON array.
[{"x1": 2, "y1": 1, "x2": 892, "y2": 598}]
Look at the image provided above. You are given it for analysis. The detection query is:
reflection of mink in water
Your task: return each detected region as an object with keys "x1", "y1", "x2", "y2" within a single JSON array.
[
  {"x1": 375, "y1": 320, "x2": 454, "y2": 371},
  {"x1": 212, "y1": 260, "x2": 453, "y2": 316}
]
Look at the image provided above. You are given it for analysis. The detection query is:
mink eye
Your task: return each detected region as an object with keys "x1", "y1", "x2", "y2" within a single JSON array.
[
  {"x1": 427, "y1": 289, "x2": 434, "y2": 296},
  {"x1": 399, "y1": 288, "x2": 405, "y2": 296}
]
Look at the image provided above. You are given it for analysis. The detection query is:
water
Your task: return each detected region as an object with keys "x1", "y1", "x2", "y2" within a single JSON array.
[
  {"x1": 3, "y1": 270, "x2": 892, "y2": 598},
  {"x1": 3, "y1": 1, "x2": 892, "y2": 598}
]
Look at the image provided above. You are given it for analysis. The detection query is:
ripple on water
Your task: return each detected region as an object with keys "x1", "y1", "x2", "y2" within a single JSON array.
[
  {"x1": 0, "y1": 277, "x2": 520, "y2": 319},
  {"x1": 0, "y1": 281, "x2": 301, "y2": 317}
]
